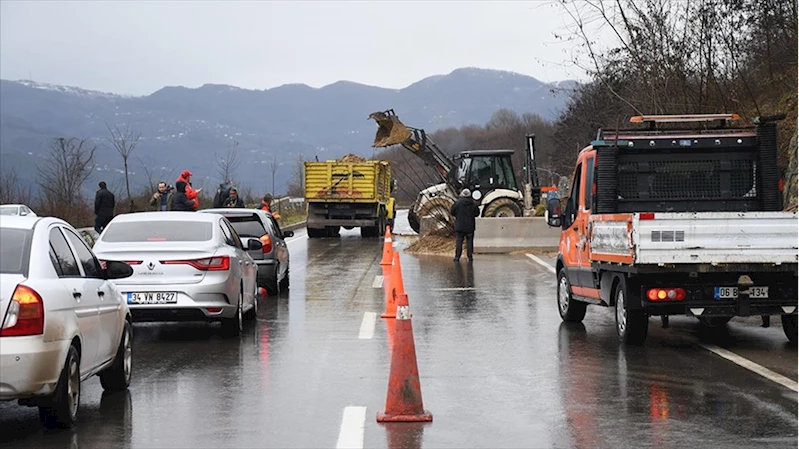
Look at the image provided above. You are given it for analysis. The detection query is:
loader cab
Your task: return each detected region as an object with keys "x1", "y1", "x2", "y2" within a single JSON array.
[{"x1": 453, "y1": 150, "x2": 519, "y2": 198}]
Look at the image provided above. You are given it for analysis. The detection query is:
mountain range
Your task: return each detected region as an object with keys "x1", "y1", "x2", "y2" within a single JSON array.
[{"x1": 0, "y1": 67, "x2": 576, "y2": 196}]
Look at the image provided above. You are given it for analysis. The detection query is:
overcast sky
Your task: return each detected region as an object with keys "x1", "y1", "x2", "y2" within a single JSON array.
[{"x1": 0, "y1": 1, "x2": 587, "y2": 96}]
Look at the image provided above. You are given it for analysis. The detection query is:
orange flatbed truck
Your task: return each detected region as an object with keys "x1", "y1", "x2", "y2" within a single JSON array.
[{"x1": 546, "y1": 114, "x2": 798, "y2": 345}]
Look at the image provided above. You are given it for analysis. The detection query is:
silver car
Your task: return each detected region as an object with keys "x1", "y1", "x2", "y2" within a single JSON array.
[
  {"x1": 0, "y1": 216, "x2": 134, "y2": 429},
  {"x1": 92, "y1": 212, "x2": 260, "y2": 333},
  {"x1": 199, "y1": 208, "x2": 292, "y2": 296}
]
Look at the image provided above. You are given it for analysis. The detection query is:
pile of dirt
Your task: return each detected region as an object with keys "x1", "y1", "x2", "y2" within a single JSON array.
[
  {"x1": 338, "y1": 154, "x2": 367, "y2": 163},
  {"x1": 404, "y1": 228, "x2": 456, "y2": 255}
]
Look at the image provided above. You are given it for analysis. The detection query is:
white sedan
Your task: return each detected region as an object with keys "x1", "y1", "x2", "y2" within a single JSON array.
[
  {"x1": 0, "y1": 204, "x2": 37, "y2": 217},
  {"x1": 0, "y1": 216, "x2": 134, "y2": 429}
]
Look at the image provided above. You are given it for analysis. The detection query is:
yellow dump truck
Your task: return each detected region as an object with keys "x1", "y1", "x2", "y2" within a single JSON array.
[{"x1": 304, "y1": 159, "x2": 396, "y2": 238}]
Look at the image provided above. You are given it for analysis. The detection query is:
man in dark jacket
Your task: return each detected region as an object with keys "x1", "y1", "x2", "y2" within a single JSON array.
[
  {"x1": 450, "y1": 188, "x2": 480, "y2": 262},
  {"x1": 171, "y1": 181, "x2": 197, "y2": 211},
  {"x1": 94, "y1": 181, "x2": 115, "y2": 234},
  {"x1": 223, "y1": 187, "x2": 245, "y2": 208},
  {"x1": 213, "y1": 180, "x2": 232, "y2": 208}
]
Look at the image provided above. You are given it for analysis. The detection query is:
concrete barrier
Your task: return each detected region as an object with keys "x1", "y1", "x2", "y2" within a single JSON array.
[{"x1": 473, "y1": 217, "x2": 561, "y2": 253}]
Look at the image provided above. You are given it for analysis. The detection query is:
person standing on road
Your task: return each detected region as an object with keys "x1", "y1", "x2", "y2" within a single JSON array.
[
  {"x1": 170, "y1": 181, "x2": 197, "y2": 211},
  {"x1": 450, "y1": 188, "x2": 480, "y2": 262},
  {"x1": 149, "y1": 181, "x2": 173, "y2": 211},
  {"x1": 223, "y1": 187, "x2": 245, "y2": 208},
  {"x1": 176, "y1": 170, "x2": 199, "y2": 207},
  {"x1": 213, "y1": 179, "x2": 232, "y2": 208},
  {"x1": 258, "y1": 192, "x2": 280, "y2": 219},
  {"x1": 94, "y1": 181, "x2": 115, "y2": 234}
]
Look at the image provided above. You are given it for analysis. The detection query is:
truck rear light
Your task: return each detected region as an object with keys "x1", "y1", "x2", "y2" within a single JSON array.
[
  {"x1": 161, "y1": 256, "x2": 230, "y2": 271},
  {"x1": 647, "y1": 288, "x2": 686, "y2": 301},
  {"x1": 259, "y1": 234, "x2": 273, "y2": 253},
  {"x1": 1, "y1": 285, "x2": 44, "y2": 337},
  {"x1": 640, "y1": 213, "x2": 656, "y2": 220}
]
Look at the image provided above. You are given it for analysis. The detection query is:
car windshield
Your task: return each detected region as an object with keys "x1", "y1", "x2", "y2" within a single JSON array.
[
  {"x1": 0, "y1": 228, "x2": 32, "y2": 274},
  {"x1": 225, "y1": 215, "x2": 267, "y2": 237},
  {"x1": 101, "y1": 221, "x2": 213, "y2": 242}
]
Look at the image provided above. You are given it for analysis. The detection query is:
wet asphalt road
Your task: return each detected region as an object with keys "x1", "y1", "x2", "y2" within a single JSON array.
[{"x1": 1, "y1": 211, "x2": 796, "y2": 449}]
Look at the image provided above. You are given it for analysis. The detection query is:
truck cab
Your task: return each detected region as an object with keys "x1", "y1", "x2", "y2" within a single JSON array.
[{"x1": 546, "y1": 114, "x2": 798, "y2": 345}]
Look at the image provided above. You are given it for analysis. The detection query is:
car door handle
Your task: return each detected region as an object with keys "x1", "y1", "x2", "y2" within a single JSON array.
[
  {"x1": 72, "y1": 291, "x2": 82, "y2": 299},
  {"x1": 97, "y1": 290, "x2": 105, "y2": 297}
]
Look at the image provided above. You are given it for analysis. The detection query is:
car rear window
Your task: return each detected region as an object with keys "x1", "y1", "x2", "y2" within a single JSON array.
[
  {"x1": 101, "y1": 221, "x2": 213, "y2": 242},
  {"x1": 0, "y1": 228, "x2": 32, "y2": 274},
  {"x1": 225, "y1": 215, "x2": 267, "y2": 237}
]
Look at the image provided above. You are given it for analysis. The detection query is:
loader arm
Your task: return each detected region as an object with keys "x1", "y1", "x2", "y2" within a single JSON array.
[{"x1": 368, "y1": 110, "x2": 454, "y2": 184}]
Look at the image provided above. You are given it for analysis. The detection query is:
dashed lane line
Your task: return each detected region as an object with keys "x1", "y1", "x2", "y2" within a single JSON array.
[
  {"x1": 336, "y1": 406, "x2": 366, "y2": 449},
  {"x1": 525, "y1": 252, "x2": 798, "y2": 393},
  {"x1": 525, "y1": 253, "x2": 556, "y2": 274},
  {"x1": 358, "y1": 312, "x2": 377, "y2": 340}
]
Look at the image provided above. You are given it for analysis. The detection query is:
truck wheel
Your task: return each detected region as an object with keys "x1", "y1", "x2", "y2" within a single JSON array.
[
  {"x1": 326, "y1": 226, "x2": 340, "y2": 238},
  {"x1": 698, "y1": 317, "x2": 732, "y2": 328},
  {"x1": 782, "y1": 314, "x2": 797, "y2": 343},
  {"x1": 614, "y1": 277, "x2": 648, "y2": 345},
  {"x1": 484, "y1": 198, "x2": 522, "y2": 217},
  {"x1": 408, "y1": 211, "x2": 420, "y2": 234},
  {"x1": 557, "y1": 269, "x2": 586, "y2": 322}
]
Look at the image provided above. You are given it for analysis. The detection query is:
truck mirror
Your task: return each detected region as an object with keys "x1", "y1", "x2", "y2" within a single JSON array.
[{"x1": 546, "y1": 197, "x2": 562, "y2": 227}]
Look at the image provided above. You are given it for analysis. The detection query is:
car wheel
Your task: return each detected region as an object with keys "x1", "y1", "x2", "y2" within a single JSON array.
[
  {"x1": 782, "y1": 314, "x2": 797, "y2": 344},
  {"x1": 279, "y1": 266, "x2": 290, "y2": 291},
  {"x1": 615, "y1": 277, "x2": 648, "y2": 345},
  {"x1": 557, "y1": 269, "x2": 587, "y2": 322},
  {"x1": 245, "y1": 285, "x2": 258, "y2": 320},
  {"x1": 39, "y1": 345, "x2": 80, "y2": 429},
  {"x1": 266, "y1": 265, "x2": 280, "y2": 296},
  {"x1": 223, "y1": 290, "x2": 243, "y2": 335},
  {"x1": 100, "y1": 321, "x2": 133, "y2": 392}
]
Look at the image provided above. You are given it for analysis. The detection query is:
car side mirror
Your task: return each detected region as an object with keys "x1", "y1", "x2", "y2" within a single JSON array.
[
  {"x1": 282, "y1": 230, "x2": 294, "y2": 238},
  {"x1": 19, "y1": 211, "x2": 28, "y2": 216},
  {"x1": 246, "y1": 239, "x2": 263, "y2": 251},
  {"x1": 546, "y1": 197, "x2": 562, "y2": 227},
  {"x1": 105, "y1": 260, "x2": 134, "y2": 280}
]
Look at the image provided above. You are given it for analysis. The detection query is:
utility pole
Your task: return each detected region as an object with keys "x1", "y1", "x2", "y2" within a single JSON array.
[{"x1": 523, "y1": 134, "x2": 538, "y2": 216}]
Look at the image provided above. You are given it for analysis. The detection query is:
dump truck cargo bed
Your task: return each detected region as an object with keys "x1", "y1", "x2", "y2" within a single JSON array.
[{"x1": 304, "y1": 160, "x2": 392, "y2": 203}]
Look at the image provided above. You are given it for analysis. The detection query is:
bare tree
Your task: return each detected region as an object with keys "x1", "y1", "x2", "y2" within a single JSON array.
[
  {"x1": 216, "y1": 140, "x2": 241, "y2": 182},
  {"x1": 0, "y1": 168, "x2": 32, "y2": 205},
  {"x1": 267, "y1": 154, "x2": 278, "y2": 196},
  {"x1": 106, "y1": 123, "x2": 141, "y2": 212},
  {"x1": 37, "y1": 137, "x2": 96, "y2": 224},
  {"x1": 286, "y1": 154, "x2": 306, "y2": 198}
]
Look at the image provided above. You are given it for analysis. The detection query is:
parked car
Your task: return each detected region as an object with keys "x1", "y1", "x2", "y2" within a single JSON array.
[
  {"x1": 91, "y1": 212, "x2": 261, "y2": 333},
  {"x1": 199, "y1": 208, "x2": 292, "y2": 296},
  {"x1": 0, "y1": 216, "x2": 134, "y2": 429},
  {"x1": 0, "y1": 204, "x2": 37, "y2": 217}
]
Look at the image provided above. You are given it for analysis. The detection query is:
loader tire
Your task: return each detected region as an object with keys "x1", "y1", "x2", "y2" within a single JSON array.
[
  {"x1": 483, "y1": 198, "x2": 522, "y2": 217},
  {"x1": 417, "y1": 198, "x2": 454, "y2": 232},
  {"x1": 408, "y1": 211, "x2": 420, "y2": 234}
]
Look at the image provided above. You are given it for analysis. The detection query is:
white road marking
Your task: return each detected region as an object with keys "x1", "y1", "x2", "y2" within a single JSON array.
[
  {"x1": 433, "y1": 287, "x2": 475, "y2": 291},
  {"x1": 336, "y1": 406, "x2": 367, "y2": 449},
  {"x1": 372, "y1": 275, "x2": 384, "y2": 288},
  {"x1": 527, "y1": 252, "x2": 797, "y2": 392},
  {"x1": 525, "y1": 253, "x2": 556, "y2": 274},
  {"x1": 699, "y1": 344, "x2": 798, "y2": 392},
  {"x1": 358, "y1": 312, "x2": 377, "y2": 340}
]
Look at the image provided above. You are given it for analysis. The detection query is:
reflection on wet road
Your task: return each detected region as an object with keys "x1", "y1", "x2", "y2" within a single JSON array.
[{"x1": 1, "y1": 217, "x2": 796, "y2": 448}]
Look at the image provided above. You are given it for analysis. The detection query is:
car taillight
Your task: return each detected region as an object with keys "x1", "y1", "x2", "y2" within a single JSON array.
[
  {"x1": 647, "y1": 288, "x2": 686, "y2": 301},
  {"x1": 259, "y1": 234, "x2": 273, "y2": 253},
  {"x1": 1, "y1": 285, "x2": 44, "y2": 337},
  {"x1": 161, "y1": 256, "x2": 230, "y2": 271},
  {"x1": 640, "y1": 213, "x2": 656, "y2": 220}
]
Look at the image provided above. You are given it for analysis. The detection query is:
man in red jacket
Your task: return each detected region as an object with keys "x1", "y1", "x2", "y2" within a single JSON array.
[{"x1": 176, "y1": 170, "x2": 199, "y2": 210}]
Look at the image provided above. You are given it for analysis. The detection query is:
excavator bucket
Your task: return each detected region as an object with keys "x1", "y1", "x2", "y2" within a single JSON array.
[{"x1": 368, "y1": 110, "x2": 413, "y2": 147}]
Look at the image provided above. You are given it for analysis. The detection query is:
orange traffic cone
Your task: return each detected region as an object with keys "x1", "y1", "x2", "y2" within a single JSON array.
[
  {"x1": 377, "y1": 292, "x2": 432, "y2": 422},
  {"x1": 381, "y1": 252, "x2": 405, "y2": 319},
  {"x1": 380, "y1": 226, "x2": 394, "y2": 266}
]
